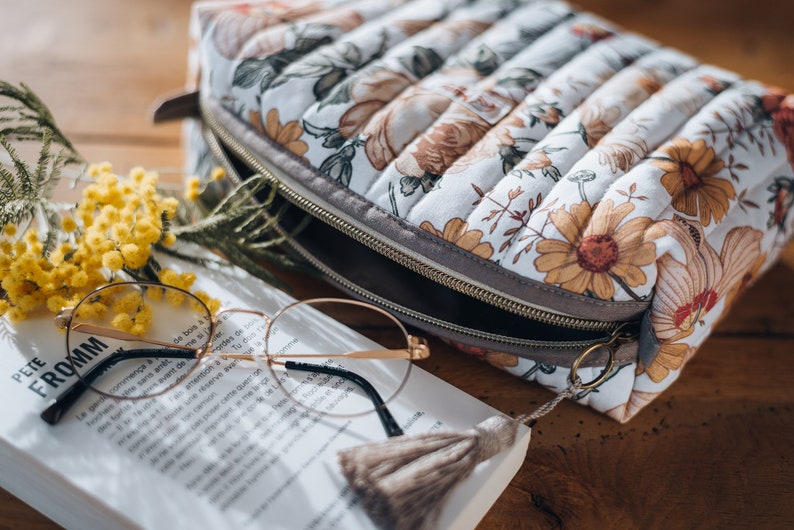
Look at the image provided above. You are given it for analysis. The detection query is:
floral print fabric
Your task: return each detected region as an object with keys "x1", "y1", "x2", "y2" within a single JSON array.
[{"x1": 193, "y1": 0, "x2": 794, "y2": 421}]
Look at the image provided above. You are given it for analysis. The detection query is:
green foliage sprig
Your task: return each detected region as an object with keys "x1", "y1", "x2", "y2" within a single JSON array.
[
  {"x1": 0, "y1": 81, "x2": 82, "y2": 162},
  {"x1": 166, "y1": 174, "x2": 315, "y2": 291},
  {"x1": 0, "y1": 81, "x2": 85, "y2": 251},
  {"x1": 0, "y1": 80, "x2": 310, "y2": 321}
]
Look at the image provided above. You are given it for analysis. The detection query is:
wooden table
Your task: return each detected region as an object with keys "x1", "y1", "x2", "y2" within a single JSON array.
[{"x1": 2, "y1": 1, "x2": 792, "y2": 528}]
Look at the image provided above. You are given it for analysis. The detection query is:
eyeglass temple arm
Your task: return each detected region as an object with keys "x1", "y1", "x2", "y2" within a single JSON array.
[
  {"x1": 40, "y1": 348, "x2": 197, "y2": 425},
  {"x1": 266, "y1": 336, "x2": 430, "y2": 362},
  {"x1": 69, "y1": 322, "x2": 197, "y2": 351},
  {"x1": 41, "y1": 350, "x2": 406, "y2": 438},
  {"x1": 285, "y1": 361, "x2": 404, "y2": 438}
]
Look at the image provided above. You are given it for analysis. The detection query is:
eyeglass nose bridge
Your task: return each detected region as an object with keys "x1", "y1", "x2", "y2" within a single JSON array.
[
  {"x1": 214, "y1": 307, "x2": 272, "y2": 322},
  {"x1": 208, "y1": 307, "x2": 272, "y2": 360}
]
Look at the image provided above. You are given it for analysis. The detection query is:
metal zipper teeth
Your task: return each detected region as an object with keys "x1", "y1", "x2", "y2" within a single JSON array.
[
  {"x1": 285, "y1": 195, "x2": 616, "y2": 335},
  {"x1": 205, "y1": 126, "x2": 600, "y2": 350},
  {"x1": 285, "y1": 236, "x2": 604, "y2": 351},
  {"x1": 200, "y1": 104, "x2": 621, "y2": 341}
]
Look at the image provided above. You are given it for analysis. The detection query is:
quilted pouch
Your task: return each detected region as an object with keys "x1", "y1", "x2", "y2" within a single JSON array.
[{"x1": 164, "y1": 0, "x2": 794, "y2": 422}]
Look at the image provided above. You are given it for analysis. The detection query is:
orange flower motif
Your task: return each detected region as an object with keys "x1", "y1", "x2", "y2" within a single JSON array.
[
  {"x1": 534, "y1": 200, "x2": 658, "y2": 300},
  {"x1": 338, "y1": 69, "x2": 414, "y2": 139},
  {"x1": 606, "y1": 389, "x2": 662, "y2": 423},
  {"x1": 645, "y1": 219, "x2": 763, "y2": 382},
  {"x1": 570, "y1": 24, "x2": 614, "y2": 42},
  {"x1": 445, "y1": 121, "x2": 517, "y2": 175},
  {"x1": 396, "y1": 108, "x2": 490, "y2": 179},
  {"x1": 578, "y1": 102, "x2": 621, "y2": 148},
  {"x1": 362, "y1": 88, "x2": 449, "y2": 170},
  {"x1": 210, "y1": 8, "x2": 277, "y2": 59},
  {"x1": 721, "y1": 252, "x2": 766, "y2": 312},
  {"x1": 653, "y1": 137, "x2": 735, "y2": 225},
  {"x1": 483, "y1": 352, "x2": 520, "y2": 369},
  {"x1": 257, "y1": 108, "x2": 308, "y2": 158},
  {"x1": 518, "y1": 150, "x2": 553, "y2": 171},
  {"x1": 636, "y1": 76, "x2": 661, "y2": 97},
  {"x1": 447, "y1": 341, "x2": 520, "y2": 370},
  {"x1": 419, "y1": 218, "x2": 494, "y2": 260},
  {"x1": 527, "y1": 101, "x2": 563, "y2": 127},
  {"x1": 594, "y1": 129, "x2": 648, "y2": 173}
]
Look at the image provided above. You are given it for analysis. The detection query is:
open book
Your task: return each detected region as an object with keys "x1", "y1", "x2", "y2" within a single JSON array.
[{"x1": 0, "y1": 251, "x2": 530, "y2": 530}]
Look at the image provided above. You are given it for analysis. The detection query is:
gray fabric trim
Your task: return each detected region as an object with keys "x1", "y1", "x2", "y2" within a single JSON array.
[
  {"x1": 288, "y1": 230, "x2": 640, "y2": 368},
  {"x1": 207, "y1": 100, "x2": 650, "y2": 323},
  {"x1": 638, "y1": 309, "x2": 661, "y2": 368}
]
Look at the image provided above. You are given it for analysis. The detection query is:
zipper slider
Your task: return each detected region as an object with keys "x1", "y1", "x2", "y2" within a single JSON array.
[
  {"x1": 152, "y1": 90, "x2": 200, "y2": 123},
  {"x1": 569, "y1": 322, "x2": 640, "y2": 389}
]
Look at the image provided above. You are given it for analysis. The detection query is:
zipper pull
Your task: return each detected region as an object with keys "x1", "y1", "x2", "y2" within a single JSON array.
[
  {"x1": 569, "y1": 322, "x2": 640, "y2": 389},
  {"x1": 152, "y1": 90, "x2": 200, "y2": 123}
]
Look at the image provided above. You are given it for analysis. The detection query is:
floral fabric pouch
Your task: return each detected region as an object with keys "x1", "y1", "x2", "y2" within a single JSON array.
[{"x1": 174, "y1": 0, "x2": 794, "y2": 421}]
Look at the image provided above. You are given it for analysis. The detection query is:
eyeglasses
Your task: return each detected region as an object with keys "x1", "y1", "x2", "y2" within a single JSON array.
[{"x1": 40, "y1": 281, "x2": 429, "y2": 438}]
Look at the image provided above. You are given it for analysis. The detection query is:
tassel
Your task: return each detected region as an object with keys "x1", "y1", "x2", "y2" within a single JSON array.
[
  {"x1": 338, "y1": 380, "x2": 581, "y2": 530},
  {"x1": 338, "y1": 415, "x2": 519, "y2": 530}
]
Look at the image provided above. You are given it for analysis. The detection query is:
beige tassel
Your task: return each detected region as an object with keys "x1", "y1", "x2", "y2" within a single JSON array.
[
  {"x1": 338, "y1": 380, "x2": 581, "y2": 530},
  {"x1": 339, "y1": 415, "x2": 519, "y2": 530}
]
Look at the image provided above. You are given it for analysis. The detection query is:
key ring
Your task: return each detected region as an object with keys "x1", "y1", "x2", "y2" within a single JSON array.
[
  {"x1": 569, "y1": 322, "x2": 636, "y2": 389},
  {"x1": 569, "y1": 341, "x2": 616, "y2": 389}
]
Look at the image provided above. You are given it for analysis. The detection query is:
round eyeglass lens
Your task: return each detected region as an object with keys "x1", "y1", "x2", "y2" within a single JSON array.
[
  {"x1": 261, "y1": 299, "x2": 412, "y2": 417},
  {"x1": 66, "y1": 282, "x2": 212, "y2": 399}
]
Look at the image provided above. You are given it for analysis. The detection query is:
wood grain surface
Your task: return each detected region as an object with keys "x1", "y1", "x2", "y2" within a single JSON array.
[{"x1": 1, "y1": 1, "x2": 792, "y2": 528}]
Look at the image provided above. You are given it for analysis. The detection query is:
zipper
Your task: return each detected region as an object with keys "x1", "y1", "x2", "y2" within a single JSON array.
[{"x1": 199, "y1": 99, "x2": 641, "y2": 354}]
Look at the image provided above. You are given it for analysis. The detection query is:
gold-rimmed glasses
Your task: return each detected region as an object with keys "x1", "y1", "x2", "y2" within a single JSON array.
[{"x1": 40, "y1": 281, "x2": 429, "y2": 438}]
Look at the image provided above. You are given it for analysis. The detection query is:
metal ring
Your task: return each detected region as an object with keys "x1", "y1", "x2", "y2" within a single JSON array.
[{"x1": 569, "y1": 342, "x2": 616, "y2": 390}]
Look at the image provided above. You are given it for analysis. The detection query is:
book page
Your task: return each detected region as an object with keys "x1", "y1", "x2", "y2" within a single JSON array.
[{"x1": 0, "y1": 252, "x2": 529, "y2": 530}]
